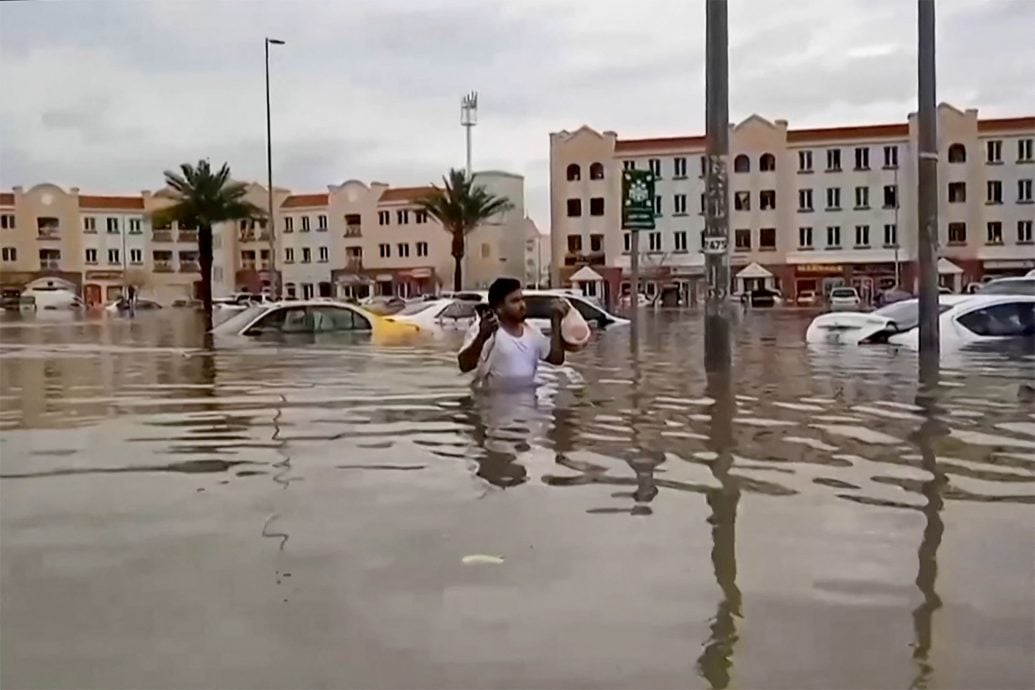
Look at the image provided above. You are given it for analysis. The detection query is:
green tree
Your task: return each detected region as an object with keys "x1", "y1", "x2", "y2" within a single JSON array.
[
  {"x1": 416, "y1": 169, "x2": 513, "y2": 291},
  {"x1": 152, "y1": 160, "x2": 264, "y2": 325}
]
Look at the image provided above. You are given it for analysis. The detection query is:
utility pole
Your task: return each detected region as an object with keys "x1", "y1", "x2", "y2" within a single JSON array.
[
  {"x1": 460, "y1": 92, "x2": 478, "y2": 287},
  {"x1": 704, "y1": 0, "x2": 731, "y2": 374},
  {"x1": 917, "y1": 0, "x2": 940, "y2": 384},
  {"x1": 265, "y1": 37, "x2": 285, "y2": 297}
]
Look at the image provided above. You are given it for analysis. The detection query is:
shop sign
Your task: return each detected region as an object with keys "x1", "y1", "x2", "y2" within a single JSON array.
[{"x1": 797, "y1": 264, "x2": 843, "y2": 274}]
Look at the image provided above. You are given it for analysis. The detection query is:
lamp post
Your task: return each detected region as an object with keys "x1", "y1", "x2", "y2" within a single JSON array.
[
  {"x1": 460, "y1": 92, "x2": 478, "y2": 287},
  {"x1": 265, "y1": 37, "x2": 285, "y2": 297}
]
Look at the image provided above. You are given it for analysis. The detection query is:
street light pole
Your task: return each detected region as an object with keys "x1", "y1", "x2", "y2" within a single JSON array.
[
  {"x1": 265, "y1": 37, "x2": 285, "y2": 297},
  {"x1": 704, "y1": 0, "x2": 731, "y2": 375},
  {"x1": 917, "y1": 0, "x2": 940, "y2": 384},
  {"x1": 894, "y1": 165, "x2": 901, "y2": 288}
]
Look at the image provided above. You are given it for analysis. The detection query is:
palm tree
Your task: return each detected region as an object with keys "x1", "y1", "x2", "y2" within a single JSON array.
[
  {"x1": 416, "y1": 168, "x2": 513, "y2": 291},
  {"x1": 152, "y1": 160, "x2": 264, "y2": 325}
]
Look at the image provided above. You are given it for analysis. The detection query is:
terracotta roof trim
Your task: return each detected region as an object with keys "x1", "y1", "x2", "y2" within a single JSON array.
[
  {"x1": 0, "y1": 192, "x2": 14, "y2": 206},
  {"x1": 281, "y1": 193, "x2": 329, "y2": 208},
  {"x1": 77, "y1": 195, "x2": 146, "y2": 210},
  {"x1": 378, "y1": 186, "x2": 436, "y2": 203}
]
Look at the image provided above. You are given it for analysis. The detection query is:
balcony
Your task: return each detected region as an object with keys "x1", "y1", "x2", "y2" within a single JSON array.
[
  {"x1": 345, "y1": 258, "x2": 363, "y2": 271},
  {"x1": 239, "y1": 230, "x2": 256, "y2": 242},
  {"x1": 179, "y1": 261, "x2": 200, "y2": 273},
  {"x1": 178, "y1": 229, "x2": 198, "y2": 243},
  {"x1": 345, "y1": 225, "x2": 362, "y2": 238},
  {"x1": 153, "y1": 261, "x2": 174, "y2": 272},
  {"x1": 153, "y1": 229, "x2": 174, "y2": 242},
  {"x1": 241, "y1": 261, "x2": 256, "y2": 271},
  {"x1": 37, "y1": 229, "x2": 61, "y2": 240},
  {"x1": 39, "y1": 260, "x2": 61, "y2": 270}
]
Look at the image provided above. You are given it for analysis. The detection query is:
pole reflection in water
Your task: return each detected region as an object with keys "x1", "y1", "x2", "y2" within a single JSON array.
[
  {"x1": 910, "y1": 382, "x2": 947, "y2": 690},
  {"x1": 626, "y1": 321, "x2": 660, "y2": 515},
  {"x1": 697, "y1": 367, "x2": 741, "y2": 690}
]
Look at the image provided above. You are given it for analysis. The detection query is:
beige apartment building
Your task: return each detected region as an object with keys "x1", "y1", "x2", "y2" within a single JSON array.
[
  {"x1": 0, "y1": 171, "x2": 532, "y2": 304},
  {"x1": 550, "y1": 104, "x2": 1034, "y2": 305}
]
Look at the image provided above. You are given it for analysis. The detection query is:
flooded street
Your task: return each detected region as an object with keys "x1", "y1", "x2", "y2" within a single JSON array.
[{"x1": 1, "y1": 310, "x2": 1033, "y2": 690}]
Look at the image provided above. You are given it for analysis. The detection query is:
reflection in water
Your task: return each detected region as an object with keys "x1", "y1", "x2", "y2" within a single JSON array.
[{"x1": 2, "y1": 310, "x2": 1034, "y2": 689}]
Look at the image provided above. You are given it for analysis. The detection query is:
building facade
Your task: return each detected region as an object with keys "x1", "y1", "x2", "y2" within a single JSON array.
[
  {"x1": 1, "y1": 171, "x2": 532, "y2": 304},
  {"x1": 550, "y1": 104, "x2": 1034, "y2": 305}
]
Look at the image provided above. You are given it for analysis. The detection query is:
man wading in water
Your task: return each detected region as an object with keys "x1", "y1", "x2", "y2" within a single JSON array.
[{"x1": 457, "y1": 278, "x2": 569, "y2": 390}]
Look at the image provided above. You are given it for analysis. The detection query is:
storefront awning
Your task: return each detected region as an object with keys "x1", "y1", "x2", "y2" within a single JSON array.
[
  {"x1": 336, "y1": 274, "x2": 373, "y2": 285},
  {"x1": 570, "y1": 266, "x2": 604, "y2": 282},
  {"x1": 735, "y1": 262, "x2": 773, "y2": 280},
  {"x1": 937, "y1": 258, "x2": 963, "y2": 275}
]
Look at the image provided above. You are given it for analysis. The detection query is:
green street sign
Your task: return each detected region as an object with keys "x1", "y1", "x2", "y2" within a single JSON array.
[{"x1": 622, "y1": 169, "x2": 655, "y2": 231}]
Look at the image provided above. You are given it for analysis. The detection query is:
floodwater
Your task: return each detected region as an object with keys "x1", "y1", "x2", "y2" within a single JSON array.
[{"x1": 1, "y1": 309, "x2": 1033, "y2": 690}]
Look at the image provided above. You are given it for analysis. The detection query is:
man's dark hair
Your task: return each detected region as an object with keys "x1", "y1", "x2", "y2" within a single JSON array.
[{"x1": 487, "y1": 277, "x2": 522, "y2": 308}]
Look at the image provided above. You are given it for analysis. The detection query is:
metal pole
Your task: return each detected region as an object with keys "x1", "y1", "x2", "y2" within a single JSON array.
[
  {"x1": 121, "y1": 218, "x2": 128, "y2": 302},
  {"x1": 894, "y1": 165, "x2": 901, "y2": 287},
  {"x1": 630, "y1": 230, "x2": 640, "y2": 324},
  {"x1": 265, "y1": 38, "x2": 281, "y2": 298},
  {"x1": 917, "y1": 0, "x2": 940, "y2": 383},
  {"x1": 465, "y1": 125, "x2": 473, "y2": 180},
  {"x1": 704, "y1": 0, "x2": 731, "y2": 374}
]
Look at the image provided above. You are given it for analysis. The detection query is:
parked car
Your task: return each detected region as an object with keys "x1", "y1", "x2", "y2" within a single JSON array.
[
  {"x1": 805, "y1": 294, "x2": 1035, "y2": 349},
  {"x1": 827, "y1": 287, "x2": 862, "y2": 311},
  {"x1": 360, "y1": 295, "x2": 407, "y2": 315},
  {"x1": 394, "y1": 291, "x2": 629, "y2": 333},
  {"x1": 977, "y1": 277, "x2": 1035, "y2": 296},
  {"x1": 744, "y1": 288, "x2": 783, "y2": 307},
  {"x1": 211, "y1": 299, "x2": 422, "y2": 344},
  {"x1": 104, "y1": 298, "x2": 162, "y2": 312},
  {"x1": 796, "y1": 290, "x2": 818, "y2": 306}
]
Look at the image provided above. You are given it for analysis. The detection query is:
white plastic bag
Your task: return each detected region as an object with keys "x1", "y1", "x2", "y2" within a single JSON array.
[{"x1": 559, "y1": 300, "x2": 591, "y2": 350}]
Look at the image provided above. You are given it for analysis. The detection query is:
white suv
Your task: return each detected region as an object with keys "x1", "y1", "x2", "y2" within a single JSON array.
[{"x1": 828, "y1": 287, "x2": 861, "y2": 311}]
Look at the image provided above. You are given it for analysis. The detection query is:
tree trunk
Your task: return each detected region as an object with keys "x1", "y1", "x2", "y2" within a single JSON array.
[
  {"x1": 451, "y1": 230, "x2": 465, "y2": 292},
  {"x1": 198, "y1": 223, "x2": 214, "y2": 331}
]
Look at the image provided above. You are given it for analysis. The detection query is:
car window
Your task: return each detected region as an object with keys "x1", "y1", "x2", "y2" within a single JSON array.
[
  {"x1": 569, "y1": 298, "x2": 608, "y2": 323},
  {"x1": 310, "y1": 306, "x2": 371, "y2": 332},
  {"x1": 830, "y1": 288, "x2": 856, "y2": 298},
  {"x1": 216, "y1": 305, "x2": 267, "y2": 333},
  {"x1": 523, "y1": 295, "x2": 554, "y2": 319},
  {"x1": 874, "y1": 299, "x2": 953, "y2": 332},
  {"x1": 956, "y1": 302, "x2": 1035, "y2": 337},
  {"x1": 243, "y1": 306, "x2": 299, "y2": 335},
  {"x1": 397, "y1": 302, "x2": 437, "y2": 316},
  {"x1": 440, "y1": 301, "x2": 478, "y2": 320},
  {"x1": 977, "y1": 279, "x2": 1035, "y2": 296}
]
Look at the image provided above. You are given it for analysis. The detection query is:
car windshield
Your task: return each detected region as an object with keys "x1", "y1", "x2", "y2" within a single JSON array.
[
  {"x1": 396, "y1": 302, "x2": 438, "y2": 316},
  {"x1": 874, "y1": 299, "x2": 954, "y2": 331},
  {"x1": 978, "y1": 279, "x2": 1035, "y2": 296},
  {"x1": 830, "y1": 288, "x2": 856, "y2": 298},
  {"x1": 213, "y1": 305, "x2": 267, "y2": 332}
]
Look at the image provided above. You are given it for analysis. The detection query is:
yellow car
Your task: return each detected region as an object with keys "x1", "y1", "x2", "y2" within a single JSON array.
[{"x1": 211, "y1": 299, "x2": 423, "y2": 344}]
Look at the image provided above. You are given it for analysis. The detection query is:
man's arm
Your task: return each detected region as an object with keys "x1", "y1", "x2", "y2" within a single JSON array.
[
  {"x1": 458, "y1": 313, "x2": 497, "y2": 373},
  {"x1": 544, "y1": 302, "x2": 569, "y2": 365}
]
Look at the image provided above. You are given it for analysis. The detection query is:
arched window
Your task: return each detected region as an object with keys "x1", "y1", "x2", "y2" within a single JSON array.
[
  {"x1": 589, "y1": 162, "x2": 605, "y2": 180},
  {"x1": 948, "y1": 143, "x2": 966, "y2": 164},
  {"x1": 759, "y1": 153, "x2": 776, "y2": 171},
  {"x1": 566, "y1": 164, "x2": 581, "y2": 181},
  {"x1": 733, "y1": 154, "x2": 750, "y2": 173}
]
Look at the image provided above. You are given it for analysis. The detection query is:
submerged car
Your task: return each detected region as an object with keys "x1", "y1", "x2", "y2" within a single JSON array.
[
  {"x1": 211, "y1": 299, "x2": 422, "y2": 343},
  {"x1": 977, "y1": 276, "x2": 1035, "y2": 296},
  {"x1": 805, "y1": 294, "x2": 1035, "y2": 348},
  {"x1": 827, "y1": 287, "x2": 862, "y2": 311},
  {"x1": 104, "y1": 298, "x2": 162, "y2": 312}
]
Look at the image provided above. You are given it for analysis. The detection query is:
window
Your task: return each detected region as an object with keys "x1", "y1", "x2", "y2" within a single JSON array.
[
  {"x1": 1018, "y1": 220, "x2": 1033, "y2": 244},
  {"x1": 396, "y1": 210, "x2": 409, "y2": 224},
  {"x1": 416, "y1": 241, "x2": 428, "y2": 257},
  {"x1": 312, "y1": 306, "x2": 373, "y2": 333},
  {"x1": 948, "y1": 182, "x2": 966, "y2": 203},
  {"x1": 826, "y1": 226, "x2": 841, "y2": 248},
  {"x1": 734, "y1": 228, "x2": 751, "y2": 250},
  {"x1": 301, "y1": 216, "x2": 311, "y2": 232},
  {"x1": 798, "y1": 150, "x2": 813, "y2": 172},
  {"x1": 0, "y1": 214, "x2": 15, "y2": 230},
  {"x1": 566, "y1": 164, "x2": 581, "y2": 181},
  {"x1": 301, "y1": 247, "x2": 312, "y2": 263},
  {"x1": 826, "y1": 187, "x2": 841, "y2": 209},
  {"x1": 318, "y1": 246, "x2": 329, "y2": 263},
  {"x1": 854, "y1": 225, "x2": 870, "y2": 247},
  {"x1": 589, "y1": 197, "x2": 605, "y2": 216},
  {"x1": 883, "y1": 145, "x2": 899, "y2": 168},
  {"x1": 284, "y1": 247, "x2": 294, "y2": 263},
  {"x1": 284, "y1": 217, "x2": 294, "y2": 233},
  {"x1": 883, "y1": 224, "x2": 897, "y2": 247},
  {"x1": 83, "y1": 217, "x2": 96, "y2": 232},
  {"x1": 623, "y1": 232, "x2": 632, "y2": 253},
  {"x1": 948, "y1": 223, "x2": 966, "y2": 245},
  {"x1": 567, "y1": 235, "x2": 583, "y2": 253},
  {"x1": 733, "y1": 155, "x2": 750, "y2": 173},
  {"x1": 128, "y1": 218, "x2": 142, "y2": 234},
  {"x1": 649, "y1": 159, "x2": 661, "y2": 177},
  {"x1": 1, "y1": 247, "x2": 16, "y2": 262},
  {"x1": 589, "y1": 234, "x2": 604, "y2": 253},
  {"x1": 854, "y1": 186, "x2": 869, "y2": 209},
  {"x1": 379, "y1": 243, "x2": 390, "y2": 258},
  {"x1": 130, "y1": 249, "x2": 143, "y2": 264},
  {"x1": 317, "y1": 214, "x2": 328, "y2": 231},
  {"x1": 1019, "y1": 139, "x2": 1034, "y2": 162},
  {"x1": 986, "y1": 221, "x2": 1003, "y2": 245},
  {"x1": 760, "y1": 190, "x2": 776, "y2": 210},
  {"x1": 759, "y1": 153, "x2": 776, "y2": 172},
  {"x1": 415, "y1": 210, "x2": 428, "y2": 224},
  {"x1": 986, "y1": 140, "x2": 1002, "y2": 163},
  {"x1": 759, "y1": 227, "x2": 776, "y2": 250},
  {"x1": 987, "y1": 180, "x2": 1003, "y2": 204},
  {"x1": 1018, "y1": 179, "x2": 1033, "y2": 202},
  {"x1": 734, "y1": 191, "x2": 750, "y2": 211},
  {"x1": 674, "y1": 194, "x2": 687, "y2": 214},
  {"x1": 798, "y1": 189, "x2": 813, "y2": 211},
  {"x1": 378, "y1": 210, "x2": 390, "y2": 225},
  {"x1": 700, "y1": 193, "x2": 706, "y2": 214},
  {"x1": 883, "y1": 185, "x2": 898, "y2": 209},
  {"x1": 798, "y1": 226, "x2": 813, "y2": 248},
  {"x1": 826, "y1": 149, "x2": 842, "y2": 171},
  {"x1": 948, "y1": 143, "x2": 966, "y2": 163},
  {"x1": 85, "y1": 248, "x2": 98, "y2": 264},
  {"x1": 654, "y1": 195, "x2": 662, "y2": 215},
  {"x1": 854, "y1": 147, "x2": 870, "y2": 170},
  {"x1": 674, "y1": 231, "x2": 688, "y2": 252},
  {"x1": 397, "y1": 243, "x2": 410, "y2": 258},
  {"x1": 566, "y1": 199, "x2": 582, "y2": 217},
  {"x1": 699, "y1": 156, "x2": 707, "y2": 177},
  {"x1": 648, "y1": 231, "x2": 662, "y2": 252},
  {"x1": 673, "y1": 157, "x2": 687, "y2": 178},
  {"x1": 107, "y1": 248, "x2": 120, "y2": 264},
  {"x1": 957, "y1": 302, "x2": 1035, "y2": 338},
  {"x1": 623, "y1": 160, "x2": 636, "y2": 171},
  {"x1": 106, "y1": 217, "x2": 119, "y2": 234},
  {"x1": 590, "y1": 162, "x2": 605, "y2": 180}
]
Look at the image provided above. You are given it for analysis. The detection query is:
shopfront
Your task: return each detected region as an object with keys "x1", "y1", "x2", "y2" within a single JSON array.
[{"x1": 982, "y1": 259, "x2": 1035, "y2": 280}]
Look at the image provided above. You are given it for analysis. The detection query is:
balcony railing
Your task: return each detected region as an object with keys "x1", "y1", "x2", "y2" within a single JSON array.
[
  {"x1": 345, "y1": 258, "x2": 363, "y2": 271},
  {"x1": 153, "y1": 261, "x2": 174, "y2": 272},
  {"x1": 178, "y1": 230, "x2": 198, "y2": 243},
  {"x1": 153, "y1": 230, "x2": 174, "y2": 242},
  {"x1": 39, "y1": 259, "x2": 61, "y2": 270},
  {"x1": 179, "y1": 261, "x2": 200, "y2": 273},
  {"x1": 345, "y1": 225, "x2": 362, "y2": 238},
  {"x1": 239, "y1": 230, "x2": 256, "y2": 242},
  {"x1": 37, "y1": 229, "x2": 60, "y2": 240},
  {"x1": 241, "y1": 261, "x2": 256, "y2": 271}
]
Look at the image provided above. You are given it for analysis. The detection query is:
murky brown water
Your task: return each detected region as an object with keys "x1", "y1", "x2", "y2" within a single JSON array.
[{"x1": 1, "y1": 309, "x2": 1033, "y2": 690}]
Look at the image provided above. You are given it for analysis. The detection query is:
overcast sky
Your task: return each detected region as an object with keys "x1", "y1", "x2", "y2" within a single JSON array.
[{"x1": 1, "y1": 0, "x2": 1032, "y2": 228}]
